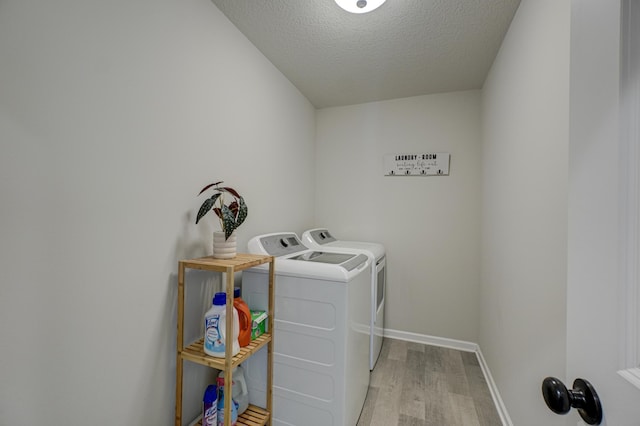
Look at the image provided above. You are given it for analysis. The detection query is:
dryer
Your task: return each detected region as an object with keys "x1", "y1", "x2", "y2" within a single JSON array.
[
  {"x1": 242, "y1": 232, "x2": 371, "y2": 426},
  {"x1": 302, "y1": 228, "x2": 386, "y2": 370}
]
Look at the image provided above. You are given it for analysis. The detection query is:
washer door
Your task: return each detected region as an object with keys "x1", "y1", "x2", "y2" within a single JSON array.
[{"x1": 291, "y1": 251, "x2": 353, "y2": 264}]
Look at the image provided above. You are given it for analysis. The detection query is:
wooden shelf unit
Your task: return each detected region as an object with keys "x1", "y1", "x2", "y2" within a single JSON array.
[{"x1": 176, "y1": 253, "x2": 275, "y2": 426}]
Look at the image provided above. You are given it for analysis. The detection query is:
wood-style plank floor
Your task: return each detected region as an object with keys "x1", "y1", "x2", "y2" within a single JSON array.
[{"x1": 357, "y1": 338, "x2": 502, "y2": 426}]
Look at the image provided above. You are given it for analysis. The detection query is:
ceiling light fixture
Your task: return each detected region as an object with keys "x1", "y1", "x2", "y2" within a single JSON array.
[{"x1": 334, "y1": 0, "x2": 387, "y2": 14}]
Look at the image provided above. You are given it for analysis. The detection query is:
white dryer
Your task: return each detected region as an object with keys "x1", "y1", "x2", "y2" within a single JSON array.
[
  {"x1": 302, "y1": 228, "x2": 386, "y2": 370},
  {"x1": 242, "y1": 232, "x2": 371, "y2": 426}
]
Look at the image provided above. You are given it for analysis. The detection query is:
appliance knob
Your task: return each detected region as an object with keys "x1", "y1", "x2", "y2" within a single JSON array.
[{"x1": 280, "y1": 238, "x2": 289, "y2": 248}]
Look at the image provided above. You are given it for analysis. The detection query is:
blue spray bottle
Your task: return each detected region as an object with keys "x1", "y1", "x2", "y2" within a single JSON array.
[{"x1": 202, "y1": 384, "x2": 217, "y2": 426}]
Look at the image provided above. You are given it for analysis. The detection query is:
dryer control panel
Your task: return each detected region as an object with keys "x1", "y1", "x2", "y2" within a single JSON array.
[
  {"x1": 308, "y1": 229, "x2": 337, "y2": 245},
  {"x1": 258, "y1": 233, "x2": 307, "y2": 257}
]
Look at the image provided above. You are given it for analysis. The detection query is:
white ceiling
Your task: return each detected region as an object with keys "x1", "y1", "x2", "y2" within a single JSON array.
[{"x1": 211, "y1": 0, "x2": 521, "y2": 109}]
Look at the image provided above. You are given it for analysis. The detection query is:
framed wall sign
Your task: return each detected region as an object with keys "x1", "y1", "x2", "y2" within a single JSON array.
[{"x1": 384, "y1": 153, "x2": 450, "y2": 176}]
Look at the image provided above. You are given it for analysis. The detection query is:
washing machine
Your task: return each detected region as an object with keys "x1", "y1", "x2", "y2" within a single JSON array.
[
  {"x1": 241, "y1": 232, "x2": 371, "y2": 426},
  {"x1": 302, "y1": 228, "x2": 386, "y2": 370}
]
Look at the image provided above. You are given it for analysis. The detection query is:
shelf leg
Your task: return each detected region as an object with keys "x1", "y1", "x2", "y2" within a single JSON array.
[
  {"x1": 176, "y1": 264, "x2": 185, "y2": 426},
  {"x1": 175, "y1": 358, "x2": 183, "y2": 426},
  {"x1": 224, "y1": 267, "x2": 234, "y2": 426},
  {"x1": 267, "y1": 258, "x2": 275, "y2": 425}
]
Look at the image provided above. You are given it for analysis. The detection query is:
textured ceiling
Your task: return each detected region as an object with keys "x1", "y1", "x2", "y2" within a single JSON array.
[{"x1": 211, "y1": 0, "x2": 521, "y2": 108}]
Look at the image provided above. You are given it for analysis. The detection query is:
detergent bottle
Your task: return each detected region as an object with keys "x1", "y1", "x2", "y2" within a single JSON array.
[
  {"x1": 218, "y1": 364, "x2": 249, "y2": 415},
  {"x1": 204, "y1": 292, "x2": 240, "y2": 358},
  {"x1": 217, "y1": 375, "x2": 238, "y2": 426},
  {"x1": 233, "y1": 287, "x2": 252, "y2": 347}
]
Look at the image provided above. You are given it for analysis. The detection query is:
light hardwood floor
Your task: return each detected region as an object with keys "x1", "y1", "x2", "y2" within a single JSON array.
[{"x1": 357, "y1": 338, "x2": 502, "y2": 426}]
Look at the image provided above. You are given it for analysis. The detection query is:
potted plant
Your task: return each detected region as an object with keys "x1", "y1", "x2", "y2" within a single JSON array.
[{"x1": 196, "y1": 181, "x2": 248, "y2": 258}]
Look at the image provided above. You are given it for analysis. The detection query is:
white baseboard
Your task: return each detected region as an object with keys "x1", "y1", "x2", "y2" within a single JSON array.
[
  {"x1": 383, "y1": 328, "x2": 514, "y2": 426},
  {"x1": 475, "y1": 346, "x2": 514, "y2": 426},
  {"x1": 383, "y1": 328, "x2": 479, "y2": 352}
]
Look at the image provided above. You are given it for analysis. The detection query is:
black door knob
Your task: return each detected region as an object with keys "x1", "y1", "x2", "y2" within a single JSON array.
[{"x1": 542, "y1": 377, "x2": 603, "y2": 425}]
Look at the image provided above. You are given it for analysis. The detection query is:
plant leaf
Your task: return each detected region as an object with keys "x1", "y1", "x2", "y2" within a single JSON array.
[
  {"x1": 221, "y1": 204, "x2": 237, "y2": 240},
  {"x1": 228, "y1": 200, "x2": 239, "y2": 216},
  {"x1": 197, "y1": 181, "x2": 224, "y2": 196},
  {"x1": 236, "y1": 197, "x2": 248, "y2": 227},
  {"x1": 219, "y1": 186, "x2": 241, "y2": 198},
  {"x1": 195, "y1": 193, "x2": 221, "y2": 224}
]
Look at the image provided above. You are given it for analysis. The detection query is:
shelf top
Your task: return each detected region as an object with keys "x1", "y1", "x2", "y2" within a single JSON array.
[{"x1": 179, "y1": 253, "x2": 273, "y2": 272}]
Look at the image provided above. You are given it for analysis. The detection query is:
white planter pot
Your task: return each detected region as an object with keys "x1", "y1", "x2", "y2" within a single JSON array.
[{"x1": 213, "y1": 231, "x2": 237, "y2": 259}]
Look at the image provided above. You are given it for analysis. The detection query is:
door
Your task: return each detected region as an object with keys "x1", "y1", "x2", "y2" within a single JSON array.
[{"x1": 565, "y1": 0, "x2": 640, "y2": 424}]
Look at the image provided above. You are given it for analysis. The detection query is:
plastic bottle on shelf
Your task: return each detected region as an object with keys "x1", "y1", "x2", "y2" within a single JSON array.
[
  {"x1": 218, "y1": 364, "x2": 249, "y2": 415},
  {"x1": 233, "y1": 287, "x2": 252, "y2": 347},
  {"x1": 204, "y1": 292, "x2": 240, "y2": 358},
  {"x1": 202, "y1": 384, "x2": 217, "y2": 426},
  {"x1": 217, "y1": 376, "x2": 238, "y2": 426}
]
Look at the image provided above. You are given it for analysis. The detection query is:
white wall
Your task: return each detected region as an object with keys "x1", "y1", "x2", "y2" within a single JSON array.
[
  {"x1": 0, "y1": 1, "x2": 315, "y2": 425},
  {"x1": 479, "y1": 1, "x2": 570, "y2": 425},
  {"x1": 315, "y1": 91, "x2": 482, "y2": 342}
]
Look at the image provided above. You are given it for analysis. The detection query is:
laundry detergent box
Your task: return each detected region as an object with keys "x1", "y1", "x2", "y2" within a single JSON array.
[{"x1": 250, "y1": 310, "x2": 267, "y2": 340}]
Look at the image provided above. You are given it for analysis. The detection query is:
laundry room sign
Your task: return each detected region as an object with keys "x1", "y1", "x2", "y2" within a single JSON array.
[{"x1": 384, "y1": 152, "x2": 450, "y2": 176}]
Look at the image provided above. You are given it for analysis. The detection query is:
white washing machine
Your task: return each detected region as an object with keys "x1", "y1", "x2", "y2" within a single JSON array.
[
  {"x1": 302, "y1": 228, "x2": 386, "y2": 370},
  {"x1": 242, "y1": 232, "x2": 371, "y2": 426}
]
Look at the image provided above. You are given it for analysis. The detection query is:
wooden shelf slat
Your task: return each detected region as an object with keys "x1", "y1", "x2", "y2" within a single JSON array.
[
  {"x1": 180, "y1": 334, "x2": 272, "y2": 369},
  {"x1": 239, "y1": 405, "x2": 270, "y2": 426},
  {"x1": 192, "y1": 404, "x2": 270, "y2": 426}
]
